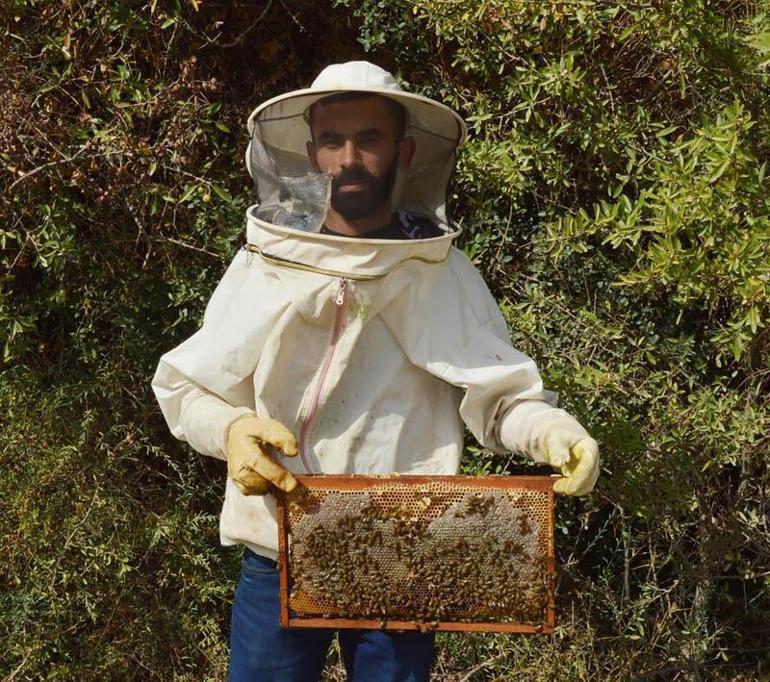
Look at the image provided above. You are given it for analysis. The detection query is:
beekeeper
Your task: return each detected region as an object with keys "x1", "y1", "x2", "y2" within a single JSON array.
[{"x1": 152, "y1": 61, "x2": 600, "y2": 682}]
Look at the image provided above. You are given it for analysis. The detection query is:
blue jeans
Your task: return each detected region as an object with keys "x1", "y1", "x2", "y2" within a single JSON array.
[{"x1": 228, "y1": 549, "x2": 435, "y2": 682}]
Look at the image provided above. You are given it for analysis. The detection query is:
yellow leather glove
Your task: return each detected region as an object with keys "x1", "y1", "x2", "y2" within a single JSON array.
[
  {"x1": 226, "y1": 415, "x2": 299, "y2": 495},
  {"x1": 541, "y1": 415, "x2": 600, "y2": 496}
]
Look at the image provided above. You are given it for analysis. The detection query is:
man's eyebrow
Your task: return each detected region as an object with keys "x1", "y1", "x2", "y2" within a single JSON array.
[
  {"x1": 355, "y1": 128, "x2": 386, "y2": 139},
  {"x1": 317, "y1": 131, "x2": 345, "y2": 144},
  {"x1": 315, "y1": 128, "x2": 386, "y2": 144}
]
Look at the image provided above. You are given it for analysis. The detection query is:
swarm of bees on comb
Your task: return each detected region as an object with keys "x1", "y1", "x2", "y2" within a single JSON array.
[{"x1": 279, "y1": 477, "x2": 555, "y2": 631}]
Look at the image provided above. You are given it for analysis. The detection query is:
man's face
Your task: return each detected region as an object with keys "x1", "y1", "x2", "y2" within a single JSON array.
[{"x1": 307, "y1": 96, "x2": 413, "y2": 221}]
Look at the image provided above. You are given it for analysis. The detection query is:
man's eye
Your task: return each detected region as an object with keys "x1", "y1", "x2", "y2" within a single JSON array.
[{"x1": 359, "y1": 134, "x2": 382, "y2": 146}]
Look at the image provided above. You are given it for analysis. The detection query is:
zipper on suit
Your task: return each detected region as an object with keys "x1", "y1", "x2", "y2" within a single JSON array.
[
  {"x1": 298, "y1": 278, "x2": 349, "y2": 471},
  {"x1": 247, "y1": 243, "x2": 447, "y2": 279}
]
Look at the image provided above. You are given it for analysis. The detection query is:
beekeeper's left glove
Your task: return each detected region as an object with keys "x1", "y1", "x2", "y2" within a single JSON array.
[
  {"x1": 498, "y1": 401, "x2": 600, "y2": 496},
  {"x1": 226, "y1": 415, "x2": 299, "y2": 495},
  {"x1": 540, "y1": 414, "x2": 600, "y2": 496}
]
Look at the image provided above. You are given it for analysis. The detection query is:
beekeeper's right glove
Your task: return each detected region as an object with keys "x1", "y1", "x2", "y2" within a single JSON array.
[{"x1": 226, "y1": 414, "x2": 299, "y2": 495}]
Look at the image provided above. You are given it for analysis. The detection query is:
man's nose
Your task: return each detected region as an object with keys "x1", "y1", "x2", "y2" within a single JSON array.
[{"x1": 339, "y1": 140, "x2": 361, "y2": 167}]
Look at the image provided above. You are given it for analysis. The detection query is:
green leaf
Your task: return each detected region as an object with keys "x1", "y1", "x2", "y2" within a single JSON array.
[
  {"x1": 708, "y1": 159, "x2": 731, "y2": 183},
  {"x1": 211, "y1": 184, "x2": 232, "y2": 203},
  {"x1": 178, "y1": 184, "x2": 198, "y2": 203},
  {"x1": 656, "y1": 125, "x2": 679, "y2": 138}
]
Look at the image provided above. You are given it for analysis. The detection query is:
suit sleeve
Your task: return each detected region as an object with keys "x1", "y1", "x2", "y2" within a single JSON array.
[
  {"x1": 151, "y1": 247, "x2": 289, "y2": 459},
  {"x1": 380, "y1": 247, "x2": 558, "y2": 455}
]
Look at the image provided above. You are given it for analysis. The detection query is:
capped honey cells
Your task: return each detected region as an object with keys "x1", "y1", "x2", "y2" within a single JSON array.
[{"x1": 279, "y1": 477, "x2": 555, "y2": 630}]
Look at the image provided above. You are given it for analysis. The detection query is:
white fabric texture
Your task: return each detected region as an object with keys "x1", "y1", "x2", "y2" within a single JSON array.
[{"x1": 151, "y1": 62, "x2": 569, "y2": 560}]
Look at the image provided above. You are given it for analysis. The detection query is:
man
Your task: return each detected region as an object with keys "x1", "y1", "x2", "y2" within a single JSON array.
[{"x1": 152, "y1": 61, "x2": 599, "y2": 682}]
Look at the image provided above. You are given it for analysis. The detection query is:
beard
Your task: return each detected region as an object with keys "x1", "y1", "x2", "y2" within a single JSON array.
[{"x1": 329, "y1": 158, "x2": 399, "y2": 221}]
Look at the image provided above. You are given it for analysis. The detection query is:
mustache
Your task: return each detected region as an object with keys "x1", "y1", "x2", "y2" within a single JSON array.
[{"x1": 332, "y1": 168, "x2": 376, "y2": 188}]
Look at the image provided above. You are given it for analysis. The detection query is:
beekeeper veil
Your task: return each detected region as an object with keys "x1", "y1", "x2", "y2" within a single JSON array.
[{"x1": 246, "y1": 61, "x2": 466, "y2": 233}]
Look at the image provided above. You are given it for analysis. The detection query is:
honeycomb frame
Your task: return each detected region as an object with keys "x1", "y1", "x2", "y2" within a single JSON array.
[{"x1": 276, "y1": 474, "x2": 557, "y2": 633}]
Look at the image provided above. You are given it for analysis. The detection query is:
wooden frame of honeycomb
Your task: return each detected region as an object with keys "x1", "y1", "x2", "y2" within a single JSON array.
[{"x1": 276, "y1": 474, "x2": 557, "y2": 633}]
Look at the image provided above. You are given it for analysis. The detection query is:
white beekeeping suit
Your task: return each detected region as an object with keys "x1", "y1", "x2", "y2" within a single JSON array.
[{"x1": 152, "y1": 62, "x2": 592, "y2": 561}]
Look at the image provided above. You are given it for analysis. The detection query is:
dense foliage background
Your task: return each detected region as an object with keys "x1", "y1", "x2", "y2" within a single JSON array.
[{"x1": 2, "y1": 0, "x2": 768, "y2": 679}]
